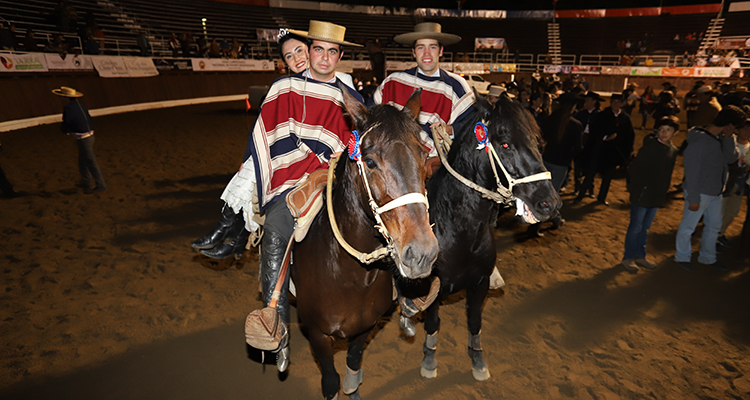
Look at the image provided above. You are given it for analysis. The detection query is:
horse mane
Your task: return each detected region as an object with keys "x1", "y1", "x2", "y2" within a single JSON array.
[{"x1": 492, "y1": 96, "x2": 542, "y2": 150}]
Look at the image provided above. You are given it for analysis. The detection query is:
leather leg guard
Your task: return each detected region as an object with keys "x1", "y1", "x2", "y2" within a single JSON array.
[
  {"x1": 342, "y1": 367, "x2": 363, "y2": 395},
  {"x1": 191, "y1": 204, "x2": 236, "y2": 249},
  {"x1": 421, "y1": 331, "x2": 438, "y2": 378},
  {"x1": 468, "y1": 332, "x2": 490, "y2": 381},
  {"x1": 260, "y1": 229, "x2": 291, "y2": 327}
]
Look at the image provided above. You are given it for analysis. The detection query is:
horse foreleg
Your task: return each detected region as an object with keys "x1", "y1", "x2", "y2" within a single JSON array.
[
  {"x1": 420, "y1": 302, "x2": 440, "y2": 378},
  {"x1": 466, "y1": 278, "x2": 490, "y2": 381},
  {"x1": 309, "y1": 331, "x2": 340, "y2": 400},
  {"x1": 343, "y1": 333, "x2": 368, "y2": 400}
]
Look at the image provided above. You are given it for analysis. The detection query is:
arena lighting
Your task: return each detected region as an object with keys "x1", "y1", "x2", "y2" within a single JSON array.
[{"x1": 201, "y1": 18, "x2": 207, "y2": 39}]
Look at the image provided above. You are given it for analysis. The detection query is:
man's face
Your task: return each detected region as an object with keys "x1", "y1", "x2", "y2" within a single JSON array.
[
  {"x1": 738, "y1": 124, "x2": 750, "y2": 142},
  {"x1": 584, "y1": 97, "x2": 596, "y2": 110},
  {"x1": 412, "y1": 39, "x2": 443, "y2": 75},
  {"x1": 309, "y1": 40, "x2": 341, "y2": 81},
  {"x1": 611, "y1": 99, "x2": 622, "y2": 112},
  {"x1": 519, "y1": 91, "x2": 529, "y2": 103}
]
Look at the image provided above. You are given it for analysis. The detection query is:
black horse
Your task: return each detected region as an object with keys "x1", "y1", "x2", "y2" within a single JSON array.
[
  {"x1": 403, "y1": 94, "x2": 561, "y2": 381},
  {"x1": 292, "y1": 89, "x2": 438, "y2": 400}
]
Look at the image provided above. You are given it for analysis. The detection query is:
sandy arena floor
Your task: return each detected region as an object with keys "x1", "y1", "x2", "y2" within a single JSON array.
[{"x1": 0, "y1": 102, "x2": 749, "y2": 400}]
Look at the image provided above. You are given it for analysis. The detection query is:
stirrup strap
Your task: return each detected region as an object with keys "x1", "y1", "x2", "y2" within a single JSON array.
[{"x1": 268, "y1": 236, "x2": 294, "y2": 308}]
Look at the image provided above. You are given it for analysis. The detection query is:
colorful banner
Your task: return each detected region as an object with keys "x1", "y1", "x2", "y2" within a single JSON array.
[
  {"x1": 122, "y1": 57, "x2": 158, "y2": 77},
  {"x1": 630, "y1": 67, "x2": 662, "y2": 76},
  {"x1": 0, "y1": 53, "x2": 48, "y2": 72},
  {"x1": 153, "y1": 58, "x2": 193, "y2": 71},
  {"x1": 661, "y1": 67, "x2": 696, "y2": 77},
  {"x1": 601, "y1": 66, "x2": 631, "y2": 75},
  {"x1": 475, "y1": 38, "x2": 505, "y2": 50},
  {"x1": 490, "y1": 63, "x2": 517, "y2": 72},
  {"x1": 694, "y1": 67, "x2": 733, "y2": 78},
  {"x1": 44, "y1": 54, "x2": 93, "y2": 71},
  {"x1": 191, "y1": 58, "x2": 275, "y2": 72},
  {"x1": 91, "y1": 56, "x2": 129, "y2": 77},
  {"x1": 571, "y1": 66, "x2": 601, "y2": 75}
]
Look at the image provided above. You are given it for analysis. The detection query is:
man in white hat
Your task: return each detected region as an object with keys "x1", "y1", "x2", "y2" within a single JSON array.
[
  {"x1": 53, "y1": 86, "x2": 106, "y2": 194},
  {"x1": 236, "y1": 20, "x2": 363, "y2": 372},
  {"x1": 372, "y1": 22, "x2": 475, "y2": 155}
]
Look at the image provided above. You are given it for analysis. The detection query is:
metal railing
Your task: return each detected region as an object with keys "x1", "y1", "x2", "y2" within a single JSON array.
[
  {"x1": 536, "y1": 53, "x2": 576, "y2": 66},
  {"x1": 579, "y1": 55, "x2": 622, "y2": 66}
]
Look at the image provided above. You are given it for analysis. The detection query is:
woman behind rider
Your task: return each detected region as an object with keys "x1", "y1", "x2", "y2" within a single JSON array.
[{"x1": 190, "y1": 31, "x2": 355, "y2": 259}]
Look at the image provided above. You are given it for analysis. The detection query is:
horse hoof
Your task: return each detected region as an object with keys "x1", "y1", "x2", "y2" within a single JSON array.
[
  {"x1": 471, "y1": 366, "x2": 490, "y2": 381},
  {"x1": 399, "y1": 315, "x2": 416, "y2": 337},
  {"x1": 420, "y1": 366, "x2": 437, "y2": 379}
]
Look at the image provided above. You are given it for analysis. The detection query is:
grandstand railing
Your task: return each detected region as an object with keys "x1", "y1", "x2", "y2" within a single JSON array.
[{"x1": 536, "y1": 54, "x2": 576, "y2": 66}]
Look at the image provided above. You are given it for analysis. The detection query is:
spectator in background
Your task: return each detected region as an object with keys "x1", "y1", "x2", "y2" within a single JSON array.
[
  {"x1": 693, "y1": 85, "x2": 722, "y2": 127},
  {"x1": 209, "y1": 38, "x2": 221, "y2": 58},
  {"x1": 675, "y1": 106, "x2": 745, "y2": 271},
  {"x1": 0, "y1": 22, "x2": 19, "y2": 51},
  {"x1": 651, "y1": 90, "x2": 678, "y2": 122},
  {"x1": 574, "y1": 91, "x2": 602, "y2": 195},
  {"x1": 180, "y1": 33, "x2": 193, "y2": 57},
  {"x1": 23, "y1": 30, "x2": 38, "y2": 52},
  {"x1": 83, "y1": 28, "x2": 99, "y2": 55},
  {"x1": 639, "y1": 86, "x2": 655, "y2": 129},
  {"x1": 575, "y1": 94, "x2": 635, "y2": 205},
  {"x1": 231, "y1": 38, "x2": 241, "y2": 59},
  {"x1": 622, "y1": 116, "x2": 679, "y2": 272},
  {"x1": 684, "y1": 81, "x2": 704, "y2": 127},
  {"x1": 53, "y1": 86, "x2": 106, "y2": 194},
  {"x1": 168, "y1": 33, "x2": 180, "y2": 57},
  {"x1": 136, "y1": 32, "x2": 149, "y2": 56},
  {"x1": 717, "y1": 116, "x2": 750, "y2": 249},
  {"x1": 622, "y1": 82, "x2": 639, "y2": 115}
]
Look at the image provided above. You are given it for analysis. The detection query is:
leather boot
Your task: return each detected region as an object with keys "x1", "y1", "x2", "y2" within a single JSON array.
[
  {"x1": 191, "y1": 205, "x2": 236, "y2": 249},
  {"x1": 200, "y1": 212, "x2": 249, "y2": 260},
  {"x1": 260, "y1": 229, "x2": 291, "y2": 371}
]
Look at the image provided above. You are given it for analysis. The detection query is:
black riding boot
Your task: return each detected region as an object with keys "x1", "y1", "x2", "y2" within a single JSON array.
[
  {"x1": 191, "y1": 205, "x2": 236, "y2": 249},
  {"x1": 260, "y1": 229, "x2": 291, "y2": 371},
  {"x1": 200, "y1": 212, "x2": 249, "y2": 260}
]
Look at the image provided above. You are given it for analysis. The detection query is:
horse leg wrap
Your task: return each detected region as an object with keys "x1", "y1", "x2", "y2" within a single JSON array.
[
  {"x1": 468, "y1": 332, "x2": 490, "y2": 381},
  {"x1": 489, "y1": 267, "x2": 505, "y2": 290},
  {"x1": 421, "y1": 332, "x2": 438, "y2": 378},
  {"x1": 342, "y1": 367, "x2": 363, "y2": 395}
]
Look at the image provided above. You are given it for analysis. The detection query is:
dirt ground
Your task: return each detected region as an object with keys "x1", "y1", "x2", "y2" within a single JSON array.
[{"x1": 1, "y1": 102, "x2": 749, "y2": 400}]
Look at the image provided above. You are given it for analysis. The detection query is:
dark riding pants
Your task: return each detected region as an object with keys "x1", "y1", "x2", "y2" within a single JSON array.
[{"x1": 260, "y1": 199, "x2": 295, "y2": 326}]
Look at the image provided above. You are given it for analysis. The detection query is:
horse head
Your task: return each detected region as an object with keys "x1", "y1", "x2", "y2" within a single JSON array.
[
  {"x1": 469, "y1": 93, "x2": 561, "y2": 223},
  {"x1": 339, "y1": 87, "x2": 438, "y2": 279}
]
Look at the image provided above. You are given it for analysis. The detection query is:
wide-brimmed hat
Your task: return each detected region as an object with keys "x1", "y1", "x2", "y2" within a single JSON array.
[
  {"x1": 487, "y1": 86, "x2": 514, "y2": 99},
  {"x1": 584, "y1": 91, "x2": 603, "y2": 102},
  {"x1": 52, "y1": 86, "x2": 83, "y2": 97},
  {"x1": 287, "y1": 20, "x2": 362, "y2": 47},
  {"x1": 393, "y1": 22, "x2": 461, "y2": 47},
  {"x1": 696, "y1": 85, "x2": 715, "y2": 94}
]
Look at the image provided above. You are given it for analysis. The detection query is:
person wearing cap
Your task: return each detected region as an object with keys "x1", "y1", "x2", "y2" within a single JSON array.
[
  {"x1": 693, "y1": 85, "x2": 722, "y2": 127},
  {"x1": 372, "y1": 22, "x2": 475, "y2": 156},
  {"x1": 53, "y1": 86, "x2": 106, "y2": 194},
  {"x1": 573, "y1": 91, "x2": 602, "y2": 196},
  {"x1": 622, "y1": 116, "x2": 680, "y2": 272},
  {"x1": 684, "y1": 80, "x2": 705, "y2": 127},
  {"x1": 575, "y1": 93, "x2": 635, "y2": 205},
  {"x1": 675, "y1": 105, "x2": 745, "y2": 271}
]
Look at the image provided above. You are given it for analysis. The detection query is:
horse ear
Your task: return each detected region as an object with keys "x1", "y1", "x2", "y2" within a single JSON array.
[
  {"x1": 403, "y1": 88, "x2": 422, "y2": 120},
  {"x1": 339, "y1": 82, "x2": 368, "y2": 129},
  {"x1": 472, "y1": 87, "x2": 492, "y2": 116}
]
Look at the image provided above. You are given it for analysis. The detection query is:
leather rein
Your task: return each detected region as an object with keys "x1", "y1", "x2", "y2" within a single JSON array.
[{"x1": 431, "y1": 122, "x2": 551, "y2": 206}]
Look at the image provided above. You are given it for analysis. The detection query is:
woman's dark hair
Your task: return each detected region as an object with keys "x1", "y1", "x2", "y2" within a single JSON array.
[
  {"x1": 655, "y1": 115, "x2": 680, "y2": 131},
  {"x1": 277, "y1": 32, "x2": 307, "y2": 55}
]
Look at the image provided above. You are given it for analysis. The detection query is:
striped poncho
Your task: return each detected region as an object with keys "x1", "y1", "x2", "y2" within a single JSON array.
[
  {"x1": 248, "y1": 73, "x2": 364, "y2": 211},
  {"x1": 372, "y1": 67, "x2": 475, "y2": 154}
]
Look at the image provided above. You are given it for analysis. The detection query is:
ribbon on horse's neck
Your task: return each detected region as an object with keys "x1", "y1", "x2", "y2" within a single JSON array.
[
  {"x1": 432, "y1": 122, "x2": 551, "y2": 205},
  {"x1": 328, "y1": 123, "x2": 429, "y2": 264}
]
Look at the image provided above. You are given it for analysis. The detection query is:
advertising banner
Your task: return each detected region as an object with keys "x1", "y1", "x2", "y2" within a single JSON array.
[
  {"x1": 44, "y1": 54, "x2": 93, "y2": 71},
  {"x1": 474, "y1": 38, "x2": 505, "y2": 50},
  {"x1": 571, "y1": 66, "x2": 600, "y2": 75},
  {"x1": 122, "y1": 57, "x2": 159, "y2": 77},
  {"x1": 153, "y1": 58, "x2": 193, "y2": 71},
  {"x1": 543, "y1": 65, "x2": 561, "y2": 73},
  {"x1": 91, "y1": 56, "x2": 129, "y2": 77},
  {"x1": 0, "y1": 53, "x2": 48, "y2": 72},
  {"x1": 452, "y1": 62, "x2": 490, "y2": 75},
  {"x1": 694, "y1": 67, "x2": 732, "y2": 78},
  {"x1": 601, "y1": 66, "x2": 631, "y2": 75},
  {"x1": 191, "y1": 58, "x2": 275, "y2": 72},
  {"x1": 716, "y1": 37, "x2": 750, "y2": 50},
  {"x1": 490, "y1": 63, "x2": 517, "y2": 72},
  {"x1": 661, "y1": 67, "x2": 695, "y2": 77},
  {"x1": 630, "y1": 67, "x2": 662, "y2": 76}
]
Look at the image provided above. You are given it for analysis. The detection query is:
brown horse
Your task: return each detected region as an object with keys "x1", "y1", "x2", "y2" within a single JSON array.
[{"x1": 291, "y1": 88, "x2": 439, "y2": 400}]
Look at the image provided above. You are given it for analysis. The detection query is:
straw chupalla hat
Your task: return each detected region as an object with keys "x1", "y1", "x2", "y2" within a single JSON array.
[
  {"x1": 52, "y1": 86, "x2": 83, "y2": 97},
  {"x1": 288, "y1": 20, "x2": 362, "y2": 47},
  {"x1": 393, "y1": 22, "x2": 461, "y2": 47}
]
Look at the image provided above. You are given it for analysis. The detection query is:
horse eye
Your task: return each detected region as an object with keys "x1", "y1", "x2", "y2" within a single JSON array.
[{"x1": 364, "y1": 158, "x2": 377, "y2": 169}]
